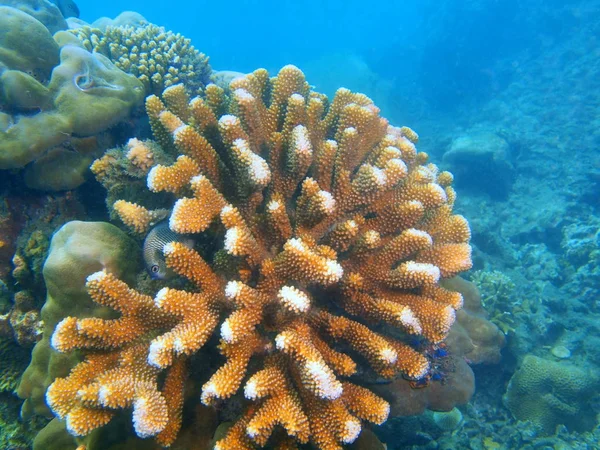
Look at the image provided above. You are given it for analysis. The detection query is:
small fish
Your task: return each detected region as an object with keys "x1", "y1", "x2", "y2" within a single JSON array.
[
  {"x1": 50, "y1": 0, "x2": 80, "y2": 18},
  {"x1": 143, "y1": 221, "x2": 194, "y2": 279}
]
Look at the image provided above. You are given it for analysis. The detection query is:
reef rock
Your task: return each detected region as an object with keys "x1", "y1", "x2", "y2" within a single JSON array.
[{"x1": 443, "y1": 130, "x2": 514, "y2": 198}]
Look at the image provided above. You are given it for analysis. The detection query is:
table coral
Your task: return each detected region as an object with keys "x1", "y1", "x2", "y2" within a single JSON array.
[
  {"x1": 70, "y1": 22, "x2": 211, "y2": 96},
  {"x1": 49, "y1": 66, "x2": 472, "y2": 449}
]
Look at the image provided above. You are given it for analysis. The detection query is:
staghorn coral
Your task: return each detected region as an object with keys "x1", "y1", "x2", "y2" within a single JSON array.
[
  {"x1": 48, "y1": 66, "x2": 472, "y2": 449},
  {"x1": 70, "y1": 23, "x2": 211, "y2": 96}
]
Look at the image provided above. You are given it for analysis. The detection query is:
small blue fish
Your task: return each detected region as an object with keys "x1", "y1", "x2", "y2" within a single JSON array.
[
  {"x1": 143, "y1": 221, "x2": 194, "y2": 279},
  {"x1": 433, "y1": 347, "x2": 449, "y2": 358}
]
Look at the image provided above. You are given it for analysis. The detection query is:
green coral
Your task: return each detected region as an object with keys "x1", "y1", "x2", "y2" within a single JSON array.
[
  {"x1": 0, "y1": 6, "x2": 59, "y2": 82},
  {"x1": 470, "y1": 270, "x2": 515, "y2": 308},
  {"x1": 71, "y1": 23, "x2": 212, "y2": 96},
  {"x1": 503, "y1": 354, "x2": 599, "y2": 434},
  {"x1": 430, "y1": 407, "x2": 464, "y2": 432},
  {"x1": 470, "y1": 270, "x2": 518, "y2": 334},
  {"x1": 0, "y1": 40, "x2": 144, "y2": 185}
]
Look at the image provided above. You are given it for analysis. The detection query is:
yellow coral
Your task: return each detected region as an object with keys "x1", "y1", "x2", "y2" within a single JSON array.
[
  {"x1": 112, "y1": 200, "x2": 168, "y2": 234},
  {"x1": 48, "y1": 66, "x2": 472, "y2": 449}
]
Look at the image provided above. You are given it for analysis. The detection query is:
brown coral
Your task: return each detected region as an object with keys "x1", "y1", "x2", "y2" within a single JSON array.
[{"x1": 48, "y1": 66, "x2": 472, "y2": 449}]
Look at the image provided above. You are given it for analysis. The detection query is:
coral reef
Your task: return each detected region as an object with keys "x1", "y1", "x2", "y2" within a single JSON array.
[
  {"x1": 504, "y1": 354, "x2": 599, "y2": 435},
  {"x1": 70, "y1": 21, "x2": 211, "y2": 96},
  {"x1": 0, "y1": 290, "x2": 43, "y2": 347},
  {"x1": 0, "y1": 336, "x2": 31, "y2": 393},
  {"x1": 17, "y1": 221, "x2": 141, "y2": 419},
  {"x1": 47, "y1": 66, "x2": 472, "y2": 449},
  {"x1": 0, "y1": 8, "x2": 144, "y2": 189}
]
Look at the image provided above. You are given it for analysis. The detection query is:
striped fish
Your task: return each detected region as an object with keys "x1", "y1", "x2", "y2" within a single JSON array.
[{"x1": 143, "y1": 221, "x2": 194, "y2": 279}]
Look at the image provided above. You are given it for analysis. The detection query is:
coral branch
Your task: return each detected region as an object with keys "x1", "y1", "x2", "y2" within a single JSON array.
[{"x1": 51, "y1": 65, "x2": 472, "y2": 448}]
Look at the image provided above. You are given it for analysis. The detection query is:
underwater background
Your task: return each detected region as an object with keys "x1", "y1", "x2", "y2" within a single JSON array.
[{"x1": 0, "y1": 0, "x2": 599, "y2": 448}]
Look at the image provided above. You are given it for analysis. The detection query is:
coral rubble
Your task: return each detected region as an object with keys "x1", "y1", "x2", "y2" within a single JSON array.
[{"x1": 48, "y1": 66, "x2": 472, "y2": 448}]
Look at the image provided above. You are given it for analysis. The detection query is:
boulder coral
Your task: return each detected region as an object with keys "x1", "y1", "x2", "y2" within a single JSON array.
[
  {"x1": 504, "y1": 354, "x2": 599, "y2": 434},
  {"x1": 0, "y1": 44, "x2": 144, "y2": 188},
  {"x1": 48, "y1": 66, "x2": 472, "y2": 449},
  {"x1": 443, "y1": 277, "x2": 505, "y2": 364},
  {"x1": 443, "y1": 130, "x2": 514, "y2": 199},
  {"x1": 0, "y1": 0, "x2": 68, "y2": 34},
  {"x1": 0, "y1": 8, "x2": 144, "y2": 187},
  {"x1": 0, "y1": 6, "x2": 60, "y2": 82}
]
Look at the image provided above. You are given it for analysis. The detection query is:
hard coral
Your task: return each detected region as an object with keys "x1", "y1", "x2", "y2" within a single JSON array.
[
  {"x1": 504, "y1": 354, "x2": 599, "y2": 434},
  {"x1": 48, "y1": 66, "x2": 472, "y2": 449},
  {"x1": 70, "y1": 23, "x2": 211, "y2": 96}
]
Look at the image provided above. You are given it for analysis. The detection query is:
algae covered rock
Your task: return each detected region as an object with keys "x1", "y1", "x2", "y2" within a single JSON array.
[
  {"x1": 0, "y1": 6, "x2": 60, "y2": 81},
  {"x1": 18, "y1": 221, "x2": 141, "y2": 417},
  {"x1": 504, "y1": 354, "x2": 599, "y2": 434}
]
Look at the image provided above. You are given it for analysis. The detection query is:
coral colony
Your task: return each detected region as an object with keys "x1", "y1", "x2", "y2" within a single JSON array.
[{"x1": 47, "y1": 66, "x2": 472, "y2": 449}]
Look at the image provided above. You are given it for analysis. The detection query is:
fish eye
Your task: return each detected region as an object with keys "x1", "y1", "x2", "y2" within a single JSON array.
[{"x1": 151, "y1": 265, "x2": 160, "y2": 273}]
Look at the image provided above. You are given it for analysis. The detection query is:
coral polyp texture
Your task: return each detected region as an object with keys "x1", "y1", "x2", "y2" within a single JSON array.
[
  {"x1": 70, "y1": 22, "x2": 211, "y2": 95},
  {"x1": 48, "y1": 65, "x2": 472, "y2": 449}
]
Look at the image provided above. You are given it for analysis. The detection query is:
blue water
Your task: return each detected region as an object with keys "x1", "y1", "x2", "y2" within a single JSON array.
[{"x1": 79, "y1": 0, "x2": 591, "y2": 120}]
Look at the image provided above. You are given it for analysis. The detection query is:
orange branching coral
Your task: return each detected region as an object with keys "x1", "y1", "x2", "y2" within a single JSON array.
[
  {"x1": 125, "y1": 138, "x2": 155, "y2": 172},
  {"x1": 48, "y1": 65, "x2": 472, "y2": 449},
  {"x1": 112, "y1": 200, "x2": 169, "y2": 234}
]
